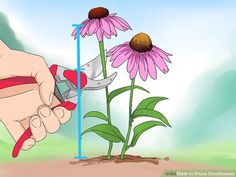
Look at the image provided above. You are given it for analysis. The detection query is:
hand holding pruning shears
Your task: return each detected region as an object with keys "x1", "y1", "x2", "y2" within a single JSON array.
[
  {"x1": 0, "y1": 40, "x2": 60, "y2": 152},
  {"x1": 0, "y1": 40, "x2": 116, "y2": 158}
]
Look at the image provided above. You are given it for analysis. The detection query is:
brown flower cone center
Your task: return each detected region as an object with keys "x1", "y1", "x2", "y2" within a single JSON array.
[
  {"x1": 88, "y1": 7, "x2": 109, "y2": 19},
  {"x1": 130, "y1": 33, "x2": 153, "y2": 52}
]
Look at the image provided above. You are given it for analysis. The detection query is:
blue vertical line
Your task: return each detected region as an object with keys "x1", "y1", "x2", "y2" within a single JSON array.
[{"x1": 72, "y1": 24, "x2": 87, "y2": 159}]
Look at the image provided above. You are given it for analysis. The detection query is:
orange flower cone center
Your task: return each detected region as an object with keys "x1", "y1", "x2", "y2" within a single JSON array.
[
  {"x1": 88, "y1": 7, "x2": 109, "y2": 19},
  {"x1": 130, "y1": 32, "x2": 153, "y2": 52}
]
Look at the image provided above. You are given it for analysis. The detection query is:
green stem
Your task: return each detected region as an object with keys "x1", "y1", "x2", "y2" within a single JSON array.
[
  {"x1": 99, "y1": 41, "x2": 113, "y2": 160},
  {"x1": 120, "y1": 78, "x2": 135, "y2": 160}
]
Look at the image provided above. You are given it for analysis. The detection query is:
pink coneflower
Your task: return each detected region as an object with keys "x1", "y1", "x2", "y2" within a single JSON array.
[
  {"x1": 71, "y1": 7, "x2": 131, "y2": 160},
  {"x1": 107, "y1": 32, "x2": 172, "y2": 81},
  {"x1": 72, "y1": 7, "x2": 131, "y2": 41}
]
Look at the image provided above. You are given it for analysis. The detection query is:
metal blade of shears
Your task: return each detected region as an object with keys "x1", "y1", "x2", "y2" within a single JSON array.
[
  {"x1": 81, "y1": 50, "x2": 107, "y2": 79},
  {"x1": 82, "y1": 72, "x2": 117, "y2": 90}
]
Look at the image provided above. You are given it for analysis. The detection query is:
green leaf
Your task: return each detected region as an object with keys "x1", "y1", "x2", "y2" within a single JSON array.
[
  {"x1": 83, "y1": 111, "x2": 108, "y2": 122},
  {"x1": 131, "y1": 109, "x2": 171, "y2": 127},
  {"x1": 82, "y1": 124, "x2": 125, "y2": 143},
  {"x1": 129, "y1": 121, "x2": 166, "y2": 147},
  {"x1": 135, "y1": 97, "x2": 168, "y2": 111},
  {"x1": 109, "y1": 85, "x2": 149, "y2": 103}
]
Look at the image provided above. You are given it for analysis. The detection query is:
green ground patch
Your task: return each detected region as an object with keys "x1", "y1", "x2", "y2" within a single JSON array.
[
  {"x1": 0, "y1": 124, "x2": 104, "y2": 163},
  {"x1": 160, "y1": 140, "x2": 236, "y2": 169},
  {"x1": 1, "y1": 121, "x2": 236, "y2": 169},
  {"x1": 0, "y1": 134, "x2": 77, "y2": 163}
]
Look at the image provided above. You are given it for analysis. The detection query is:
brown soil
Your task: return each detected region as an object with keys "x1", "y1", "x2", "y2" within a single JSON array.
[
  {"x1": 0, "y1": 155, "x2": 223, "y2": 177},
  {"x1": 70, "y1": 155, "x2": 167, "y2": 166}
]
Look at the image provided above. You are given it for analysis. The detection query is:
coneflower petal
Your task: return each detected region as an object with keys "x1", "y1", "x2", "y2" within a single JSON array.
[
  {"x1": 110, "y1": 43, "x2": 130, "y2": 55},
  {"x1": 150, "y1": 52, "x2": 169, "y2": 74},
  {"x1": 103, "y1": 30, "x2": 111, "y2": 39},
  {"x1": 86, "y1": 20, "x2": 96, "y2": 36},
  {"x1": 146, "y1": 53, "x2": 157, "y2": 80},
  {"x1": 139, "y1": 55, "x2": 148, "y2": 81},
  {"x1": 130, "y1": 57, "x2": 139, "y2": 79},
  {"x1": 112, "y1": 50, "x2": 132, "y2": 68},
  {"x1": 75, "y1": 11, "x2": 130, "y2": 40},
  {"x1": 110, "y1": 46, "x2": 131, "y2": 61},
  {"x1": 107, "y1": 19, "x2": 117, "y2": 36},
  {"x1": 108, "y1": 17, "x2": 126, "y2": 31},
  {"x1": 80, "y1": 18, "x2": 90, "y2": 32},
  {"x1": 81, "y1": 18, "x2": 90, "y2": 25},
  {"x1": 127, "y1": 52, "x2": 136, "y2": 72},
  {"x1": 112, "y1": 16, "x2": 131, "y2": 29},
  {"x1": 71, "y1": 28, "x2": 77, "y2": 37},
  {"x1": 100, "y1": 18, "x2": 111, "y2": 36},
  {"x1": 96, "y1": 28, "x2": 104, "y2": 42},
  {"x1": 153, "y1": 45, "x2": 172, "y2": 56},
  {"x1": 88, "y1": 20, "x2": 98, "y2": 35},
  {"x1": 152, "y1": 46, "x2": 172, "y2": 63},
  {"x1": 81, "y1": 22, "x2": 91, "y2": 37},
  {"x1": 108, "y1": 43, "x2": 125, "y2": 56}
]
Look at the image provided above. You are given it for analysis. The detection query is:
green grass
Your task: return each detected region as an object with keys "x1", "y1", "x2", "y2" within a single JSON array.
[
  {"x1": 0, "y1": 124, "x2": 76, "y2": 162},
  {"x1": 158, "y1": 140, "x2": 236, "y2": 169},
  {"x1": 1, "y1": 121, "x2": 236, "y2": 169},
  {"x1": 0, "y1": 134, "x2": 77, "y2": 163},
  {"x1": 0, "y1": 124, "x2": 105, "y2": 163}
]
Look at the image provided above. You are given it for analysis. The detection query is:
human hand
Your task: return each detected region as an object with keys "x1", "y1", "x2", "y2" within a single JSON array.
[
  {"x1": 0, "y1": 40, "x2": 55, "y2": 105},
  {"x1": 0, "y1": 40, "x2": 71, "y2": 150}
]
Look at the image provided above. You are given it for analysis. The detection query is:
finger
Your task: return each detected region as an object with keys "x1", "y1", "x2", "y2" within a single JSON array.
[
  {"x1": 3, "y1": 120, "x2": 35, "y2": 150},
  {"x1": 0, "y1": 50, "x2": 55, "y2": 105},
  {"x1": 34, "y1": 63, "x2": 55, "y2": 106},
  {"x1": 38, "y1": 105, "x2": 60, "y2": 133},
  {"x1": 22, "y1": 138, "x2": 35, "y2": 151},
  {"x1": 30, "y1": 116, "x2": 47, "y2": 142},
  {"x1": 53, "y1": 106, "x2": 71, "y2": 124}
]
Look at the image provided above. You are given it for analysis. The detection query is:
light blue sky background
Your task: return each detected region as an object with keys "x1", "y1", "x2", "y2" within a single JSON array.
[{"x1": 1, "y1": 0, "x2": 236, "y2": 154}]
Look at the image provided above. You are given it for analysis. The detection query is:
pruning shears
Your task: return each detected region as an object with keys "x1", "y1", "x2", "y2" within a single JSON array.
[{"x1": 0, "y1": 53, "x2": 117, "y2": 158}]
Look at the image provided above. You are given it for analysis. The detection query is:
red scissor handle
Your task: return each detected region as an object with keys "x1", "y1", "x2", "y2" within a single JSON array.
[
  {"x1": 0, "y1": 70, "x2": 87, "y2": 90},
  {"x1": 0, "y1": 76, "x2": 37, "y2": 89},
  {"x1": 49, "y1": 64, "x2": 88, "y2": 89}
]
